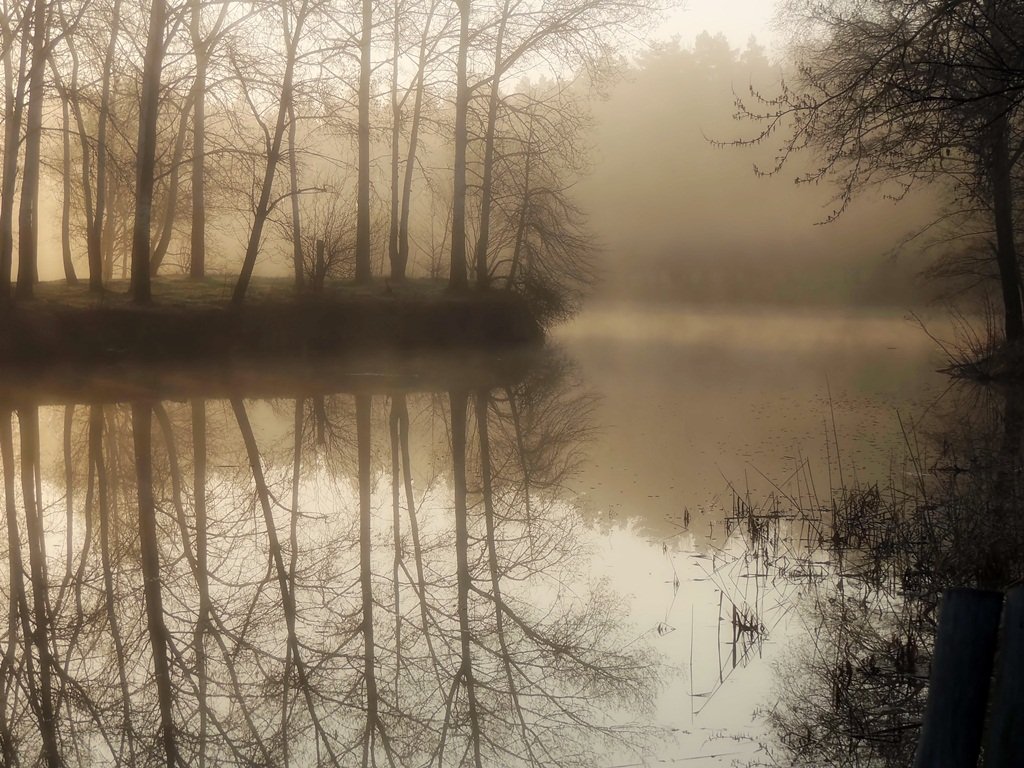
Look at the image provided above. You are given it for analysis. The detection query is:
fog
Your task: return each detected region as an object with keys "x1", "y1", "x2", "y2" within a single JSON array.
[
  {"x1": 578, "y1": 33, "x2": 944, "y2": 307},
  {"x1": 3, "y1": 2, "x2": 1023, "y2": 765}
]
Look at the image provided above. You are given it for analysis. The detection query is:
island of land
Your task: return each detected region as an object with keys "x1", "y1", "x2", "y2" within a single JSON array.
[{"x1": 0, "y1": 276, "x2": 544, "y2": 364}]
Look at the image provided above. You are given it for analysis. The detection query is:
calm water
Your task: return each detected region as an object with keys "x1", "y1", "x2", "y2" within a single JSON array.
[{"x1": 0, "y1": 305, "x2": 961, "y2": 766}]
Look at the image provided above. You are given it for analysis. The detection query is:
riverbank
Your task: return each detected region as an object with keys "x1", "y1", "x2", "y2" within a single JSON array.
[{"x1": 0, "y1": 276, "x2": 544, "y2": 363}]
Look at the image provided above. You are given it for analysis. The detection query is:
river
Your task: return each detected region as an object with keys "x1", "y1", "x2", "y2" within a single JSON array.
[{"x1": 0, "y1": 304, "x2": 981, "y2": 766}]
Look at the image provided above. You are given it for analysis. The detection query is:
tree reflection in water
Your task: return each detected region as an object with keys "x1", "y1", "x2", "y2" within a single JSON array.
[
  {"x1": 745, "y1": 383, "x2": 1024, "y2": 767},
  {"x1": 0, "y1": 354, "x2": 656, "y2": 766}
]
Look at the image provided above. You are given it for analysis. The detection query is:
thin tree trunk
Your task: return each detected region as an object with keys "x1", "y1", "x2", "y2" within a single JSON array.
[
  {"x1": 286, "y1": 6, "x2": 305, "y2": 292},
  {"x1": 450, "y1": 390, "x2": 482, "y2": 766},
  {"x1": 397, "y1": 0, "x2": 439, "y2": 277},
  {"x1": 92, "y1": 406, "x2": 136, "y2": 764},
  {"x1": 58, "y1": 39, "x2": 98, "y2": 288},
  {"x1": 507, "y1": 118, "x2": 534, "y2": 287},
  {"x1": 60, "y1": 89, "x2": 78, "y2": 283},
  {"x1": 283, "y1": 397, "x2": 303, "y2": 766},
  {"x1": 473, "y1": 0, "x2": 512, "y2": 288},
  {"x1": 449, "y1": 0, "x2": 470, "y2": 289},
  {"x1": 388, "y1": 2, "x2": 401, "y2": 279},
  {"x1": 355, "y1": 0, "x2": 373, "y2": 283},
  {"x1": 192, "y1": 400, "x2": 210, "y2": 767},
  {"x1": 476, "y1": 389, "x2": 537, "y2": 759},
  {"x1": 88, "y1": 0, "x2": 121, "y2": 292},
  {"x1": 357, "y1": 395, "x2": 378, "y2": 765},
  {"x1": 190, "y1": 0, "x2": 207, "y2": 279},
  {"x1": 990, "y1": 111, "x2": 1023, "y2": 342},
  {"x1": 231, "y1": 397, "x2": 340, "y2": 763},
  {"x1": 394, "y1": 394, "x2": 444, "y2": 690},
  {"x1": 151, "y1": 92, "x2": 196, "y2": 274},
  {"x1": 19, "y1": 407, "x2": 60, "y2": 768},
  {"x1": 0, "y1": 409, "x2": 29, "y2": 766},
  {"x1": 389, "y1": 398, "x2": 403, "y2": 695}
]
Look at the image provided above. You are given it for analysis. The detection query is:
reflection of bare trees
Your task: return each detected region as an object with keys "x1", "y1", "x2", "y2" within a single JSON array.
[
  {"x1": 749, "y1": 384, "x2": 1024, "y2": 767},
  {"x1": 0, "y1": 361, "x2": 655, "y2": 765}
]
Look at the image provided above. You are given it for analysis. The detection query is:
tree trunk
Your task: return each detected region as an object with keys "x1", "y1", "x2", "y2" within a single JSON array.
[
  {"x1": 91, "y1": 405, "x2": 137, "y2": 763},
  {"x1": 0, "y1": 409, "x2": 24, "y2": 766},
  {"x1": 131, "y1": 0, "x2": 168, "y2": 304},
  {"x1": 19, "y1": 407, "x2": 60, "y2": 768},
  {"x1": 287, "y1": 93, "x2": 304, "y2": 289},
  {"x1": 388, "y1": 1, "x2": 401, "y2": 280},
  {"x1": 58, "y1": 40, "x2": 98, "y2": 287},
  {"x1": 357, "y1": 394, "x2": 385, "y2": 764},
  {"x1": 449, "y1": 0, "x2": 470, "y2": 289},
  {"x1": 89, "y1": 0, "x2": 122, "y2": 293},
  {"x1": 190, "y1": 0, "x2": 207, "y2": 279},
  {"x1": 508, "y1": 118, "x2": 534, "y2": 287},
  {"x1": 990, "y1": 112, "x2": 1023, "y2": 343},
  {"x1": 151, "y1": 93, "x2": 195, "y2": 275},
  {"x1": 397, "y1": 0, "x2": 439, "y2": 277},
  {"x1": 355, "y1": 0, "x2": 373, "y2": 283},
  {"x1": 16, "y1": 0, "x2": 48, "y2": 300},
  {"x1": 0, "y1": 15, "x2": 26, "y2": 299},
  {"x1": 191, "y1": 399, "x2": 210, "y2": 766},
  {"x1": 60, "y1": 73, "x2": 78, "y2": 284},
  {"x1": 450, "y1": 389, "x2": 482, "y2": 766},
  {"x1": 473, "y1": 0, "x2": 511, "y2": 289}
]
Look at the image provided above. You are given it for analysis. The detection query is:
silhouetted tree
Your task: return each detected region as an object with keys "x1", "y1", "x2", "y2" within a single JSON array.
[{"x1": 744, "y1": 0, "x2": 1024, "y2": 341}]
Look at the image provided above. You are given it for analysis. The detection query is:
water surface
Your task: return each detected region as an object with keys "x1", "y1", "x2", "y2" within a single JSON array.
[{"x1": 0, "y1": 305, "x2": 955, "y2": 766}]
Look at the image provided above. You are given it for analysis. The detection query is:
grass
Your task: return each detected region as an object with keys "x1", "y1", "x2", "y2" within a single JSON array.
[
  {"x1": 917, "y1": 304, "x2": 1024, "y2": 382},
  {"x1": 30, "y1": 274, "x2": 481, "y2": 309}
]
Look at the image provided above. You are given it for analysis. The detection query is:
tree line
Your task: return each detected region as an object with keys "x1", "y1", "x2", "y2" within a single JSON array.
[{"x1": 0, "y1": 0, "x2": 663, "y2": 316}]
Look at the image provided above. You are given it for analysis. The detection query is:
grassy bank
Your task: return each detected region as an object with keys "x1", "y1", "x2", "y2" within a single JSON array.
[{"x1": 0, "y1": 276, "x2": 544, "y2": 363}]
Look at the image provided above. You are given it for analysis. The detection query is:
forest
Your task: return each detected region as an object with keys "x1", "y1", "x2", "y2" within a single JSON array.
[{"x1": 0, "y1": 0, "x2": 667, "y2": 324}]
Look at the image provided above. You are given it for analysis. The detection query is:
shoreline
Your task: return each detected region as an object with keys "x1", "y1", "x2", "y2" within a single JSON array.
[{"x1": 0, "y1": 276, "x2": 544, "y2": 364}]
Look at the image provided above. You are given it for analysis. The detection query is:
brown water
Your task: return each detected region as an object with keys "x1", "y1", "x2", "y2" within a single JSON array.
[{"x1": 0, "y1": 305, "x2": 952, "y2": 766}]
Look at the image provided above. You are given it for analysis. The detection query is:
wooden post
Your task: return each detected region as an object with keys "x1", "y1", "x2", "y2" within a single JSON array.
[
  {"x1": 913, "y1": 588, "x2": 1003, "y2": 768},
  {"x1": 983, "y1": 585, "x2": 1024, "y2": 768}
]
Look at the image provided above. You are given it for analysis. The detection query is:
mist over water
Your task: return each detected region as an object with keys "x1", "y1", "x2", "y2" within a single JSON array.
[
  {"x1": 577, "y1": 35, "x2": 944, "y2": 310},
  {"x1": 0, "y1": 299, "x2": 961, "y2": 765}
]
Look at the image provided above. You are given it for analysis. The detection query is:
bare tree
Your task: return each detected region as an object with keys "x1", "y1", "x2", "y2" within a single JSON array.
[
  {"x1": 743, "y1": 0, "x2": 1024, "y2": 341},
  {"x1": 189, "y1": 0, "x2": 232, "y2": 279},
  {"x1": 232, "y1": 0, "x2": 315, "y2": 305}
]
